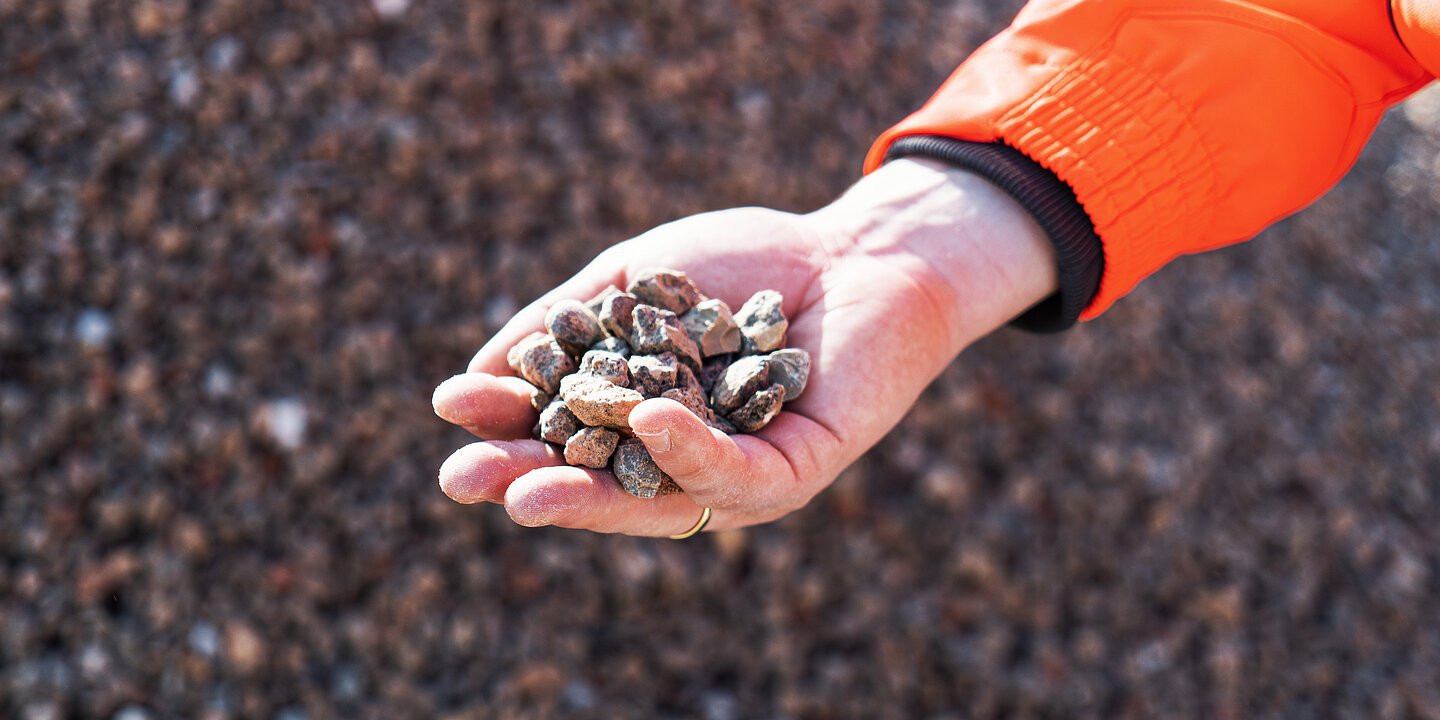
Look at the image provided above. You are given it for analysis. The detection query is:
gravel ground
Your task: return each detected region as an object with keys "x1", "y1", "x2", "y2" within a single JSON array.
[{"x1": 4, "y1": 2, "x2": 1440, "y2": 718}]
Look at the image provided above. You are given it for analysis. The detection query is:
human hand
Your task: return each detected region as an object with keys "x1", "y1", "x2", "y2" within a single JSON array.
[{"x1": 432, "y1": 159, "x2": 1058, "y2": 536}]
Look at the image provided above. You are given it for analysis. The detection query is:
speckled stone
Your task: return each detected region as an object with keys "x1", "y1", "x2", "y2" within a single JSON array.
[
  {"x1": 627, "y1": 268, "x2": 704, "y2": 315},
  {"x1": 579, "y1": 350, "x2": 630, "y2": 387},
  {"x1": 564, "y1": 426, "x2": 619, "y2": 468},
  {"x1": 734, "y1": 290, "x2": 788, "y2": 354},
  {"x1": 545, "y1": 299, "x2": 604, "y2": 356},
  {"x1": 628, "y1": 352, "x2": 678, "y2": 398},
  {"x1": 661, "y1": 385, "x2": 717, "y2": 425},
  {"x1": 681, "y1": 298, "x2": 742, "y2": 357},
  {"x1": 611, "y1": 439, "x2": 672, "y2": 499},
  {"x1": 506, "y1": 331, "x2": 549, "y2": 375},
  {"x1": 516, "y1": 336, "x2": 577, "y2": 394},
  {"x1": 710, "y1": 355, "x2": 769, "y2": 414},
  {"x1": 538, "y1": 399, "x2": 583, "y2": 446},
  {"x1": 765, "y1": 348, "x2": 810, "y2": 400},
  {"x1": 599, "y1": 292, "x2": 639, "y2": 343},
  {"x1": 590, "y1": 336, "x2": 631, "y2": 358},
  {"x1": 727, "y1": 383, "x2": 785, "y2": 432},
  {"x1": 631, "y1": 305, "x2": 702, "y2": 371},
  {"x1": 559, "y1": 374, "x2": 644, "y2": 429},
  {"x1": 698, "y1": 354, "x2": 734, "y2": 392},
  {"x1": 584, "y1": 285, "x2": 622, "y2": 316}
]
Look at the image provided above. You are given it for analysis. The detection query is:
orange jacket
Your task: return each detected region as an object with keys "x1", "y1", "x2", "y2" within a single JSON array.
[{"x1": 867, "y1": 0, "x2": 1438, "y2": 323}]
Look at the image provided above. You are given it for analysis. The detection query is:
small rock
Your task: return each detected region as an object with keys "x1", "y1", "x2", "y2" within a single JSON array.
[
  {"x1": 681, "y1": 298, "x2": 742, "y2": 356},
  {"x1": 112, "y1": 705, "x2": 155, "y2": 720},
  {"x1": 538, "y1": 399, "x2": 583, "y2": 445},
  {"x1": 559, "y1": 375, "x2": 644, "y2": 429},
  {"x1": 627, "y1": 267, "x2": 704, "y2": 315},
  {"x1": 765, "y1": 348, "x2": 810, "y2": 400},
  {"x1": 698, "y1": 354, "x2": 734, "y2": 392},
  {"x1": 526, "y1": 385, "x2": 550, "y2": 412},
  {"x1": 599, "y1": 292, "x2": 639, "y2": 342},
  {"x1": 579, "y1": 350, "x2": 630, "y2": 386},
  {"x1": 708, "y1": 414, "x2": 738, "y2": 434},
  {"x1": 371, "y1": 0, "x2": 410, "y2": 19},
  {"x1": 734, "y1": 290, "x2": 788, "y2": 354},
  {"x1": 584, "y1": 285, "x2": 622, "y2": 316},
  {"x1": 628, "y1": 352, "x2": 678, "y2": 398},
  {"x1": 612, "y1": 439, "x2": 673, "y2": 499},
  {"x1": 75, "y1": 308, "x2": 113, "y2": 348},
  {"x1": 544, "y1": 300, "x2": 604, "y2": 356},
  {"x1": 632, "y1": 305, "x2": 702, "y2": 371},
  {"x1": 516, "y1": 336, "x2": 576, "y2": 394},
  {"x1": 224, "y1": 621, "x2": 265, "y2": 674},
  {"x1": 564, "y1": 427, "x2": 620, "y2": 468},
  {"x1": 728, "y1": 383, "x2": 785, "y2": 432},
  {"x1": 506, "y1": 331, "x2": 549, "y2": 374},
  {"x1": 710, "y1": 355, "x2": 769, "y2": 414},
  {"x1": 674, "y1": 362, "x2": 705, "y2": 396},
  {"x1": 662, "y1": 385, "x2": 717, "y2": 424},
  {"x1": 591, "y1": 335, "x2": 631, "y2": 358}
]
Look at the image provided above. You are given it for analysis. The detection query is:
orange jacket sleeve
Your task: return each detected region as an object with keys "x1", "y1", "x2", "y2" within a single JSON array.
[{"x1": 867, "y1": 0, "x2": 1436, "y2": 321}]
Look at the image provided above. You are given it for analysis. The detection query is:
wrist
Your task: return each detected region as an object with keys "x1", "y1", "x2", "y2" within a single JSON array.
[{"x1": 808, "y1": 158, "x2": 1059, "y2": 356}]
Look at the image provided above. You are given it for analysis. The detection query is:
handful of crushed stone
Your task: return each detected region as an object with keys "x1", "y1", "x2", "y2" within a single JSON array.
[{"x1": 508, "y1": 268, "x2": 810, "y2": 498}]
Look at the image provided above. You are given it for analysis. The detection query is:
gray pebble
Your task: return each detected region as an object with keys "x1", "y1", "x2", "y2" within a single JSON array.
[
  {"x1": 727, "y1": 383, "x2": 785, "y2": 432},
  {"x1": 765, "y1": 348, "x2": 810, "y2": 400},
  {"x1": 710, "y1": 355, "x2": 769, "y2": 414},
  {"x1": 681, "y1": 298, "x2": 742, "y2": 357},
  {"x1": 734, "y1": 290, "x2": 787, "y2": 354},
  {"x1": 584, "y1": 284, "x2": 622, "y2": 316},
  {"x1": 611, "y1": 439, "x2": 672, "y2": 499},
  {"x1": 507, "y1": 331, "x2": 548, "y2": 374},
  {"x1": 538, "y1": 399, "x2": 583, "y2": 445}
]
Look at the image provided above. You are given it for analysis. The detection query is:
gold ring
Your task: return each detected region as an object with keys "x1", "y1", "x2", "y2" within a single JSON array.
[{"x1": 669, "y1": 507, "x2": 712, "y2": 540}]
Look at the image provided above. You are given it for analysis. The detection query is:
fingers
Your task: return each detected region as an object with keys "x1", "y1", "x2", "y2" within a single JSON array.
[
  {"x1": 503, "y1": 465, "x2": 724, "y2": 536},
  {"x1": 432, "y1": 373, "x2": 540, "y2": 440},
  {"x1": 627, "y1": 398, "x2": 803, "y2": 512},
  {"x1": 438, "y1": 440, "x2": 565, "y2": 504},
  {"x1": 468, "y1": 252, "x2": 628, "y2": 375}
]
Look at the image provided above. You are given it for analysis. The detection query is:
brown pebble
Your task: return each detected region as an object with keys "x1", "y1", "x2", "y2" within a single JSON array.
[
  {"x1": 559, "y1": 374, "x2": 644, "y2": 429},
  {"x1": 564, "y1": 426, "x2": 619, "y2": 468},
  {"x1": 728, "y1": 383, "x2": 785, "y2": 432},
  {"x1": 591, "y1": 336, "x2": 631, "y2": 358},
  {"x1": 698, "y1": 354, "x2": 734, "y2": 392},
  {"x1": 544, "y1": 299, "x2": 604, "y2": 355},
  {"x1": 627, "y1": 267, "x2": 704, "y2": 315},
  {"x1": 517, "y1": 336, "x2": 576, "y2": 394},
  {"x1": 710, "y1": 355, "x2": 769, "y2": 413},
  {"x1": 661, "y1": 385, "x2": 717, "y2": 425},
  {"x1": 680, "y1": 298, "x2": 742, "y2": 357},
  {"x1": 526, "y1": 385, "x2": 550, "y2": 413},
  {"x1": 708, "y1": 415, "x2": 738, "y2": 434},
  {"x1": 632, "y1": 304, "x2": 702, "y2": 371},
  {"x1": 765, "y1": 348, "x2": 810, "y2": 400},
  {"x1": 599, "y1": 292, "x2": 639, "y2": 342},
  {"x1": 584, "y1": 285, "x2": 622, "y2": 316},
  {"x1": 628, "y1": 352, "x2": 678, "y2": 398},
  {"x1": 579, "y1": 350, "x2": 630, "y2": 387},
  {"x1": 507, "y1": 331, "x2": 549, "y2": 375},
  {"x1": 611, "y1": 438, "x2": 672, "y2": 499},
  {"x1": 735, "y1": 290, "x2": 788, "y2": 354},
  {"x1": 538, "y1": 399, "x2": 583, "y2": 445}
]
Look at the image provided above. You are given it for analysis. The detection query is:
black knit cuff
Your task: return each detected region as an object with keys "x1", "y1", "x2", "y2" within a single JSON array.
[{"x1": 884, "y1": 136, "x2": 1103, "y2": 333}]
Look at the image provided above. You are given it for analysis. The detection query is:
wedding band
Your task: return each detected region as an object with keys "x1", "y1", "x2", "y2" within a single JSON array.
[{"x1": 669, "y1": 507, "x2": 713, "y2": 540}]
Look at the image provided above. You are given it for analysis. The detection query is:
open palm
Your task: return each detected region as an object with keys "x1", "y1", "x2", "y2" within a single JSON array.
[{"x1": 432, "y1": 161, "x2": 1054, "y2": 536}]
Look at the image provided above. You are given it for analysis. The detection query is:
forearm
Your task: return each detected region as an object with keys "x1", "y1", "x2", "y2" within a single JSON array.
[{"x1": 809, "y1": 158, "x2": 1059, "y2": 358}]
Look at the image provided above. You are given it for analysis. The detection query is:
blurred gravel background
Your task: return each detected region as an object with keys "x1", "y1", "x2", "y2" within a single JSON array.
[{"x1": 4, "y1": 1, "x2": 1440, "y2": 718}]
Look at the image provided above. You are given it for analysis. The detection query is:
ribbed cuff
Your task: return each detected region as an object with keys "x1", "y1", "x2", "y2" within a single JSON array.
[{"x1": 883, "y1": 136, "x2": 1103, "y2": 333}]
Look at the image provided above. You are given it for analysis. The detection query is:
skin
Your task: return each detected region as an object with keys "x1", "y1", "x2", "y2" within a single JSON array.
[{"x1": 432, "y1": 158, "x2": 1058, "y2": 536}]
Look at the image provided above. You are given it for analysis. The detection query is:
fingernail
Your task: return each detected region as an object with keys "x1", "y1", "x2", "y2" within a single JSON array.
[{"x1": 633, "y1": 427, "x2": 671, "y2": 452}]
